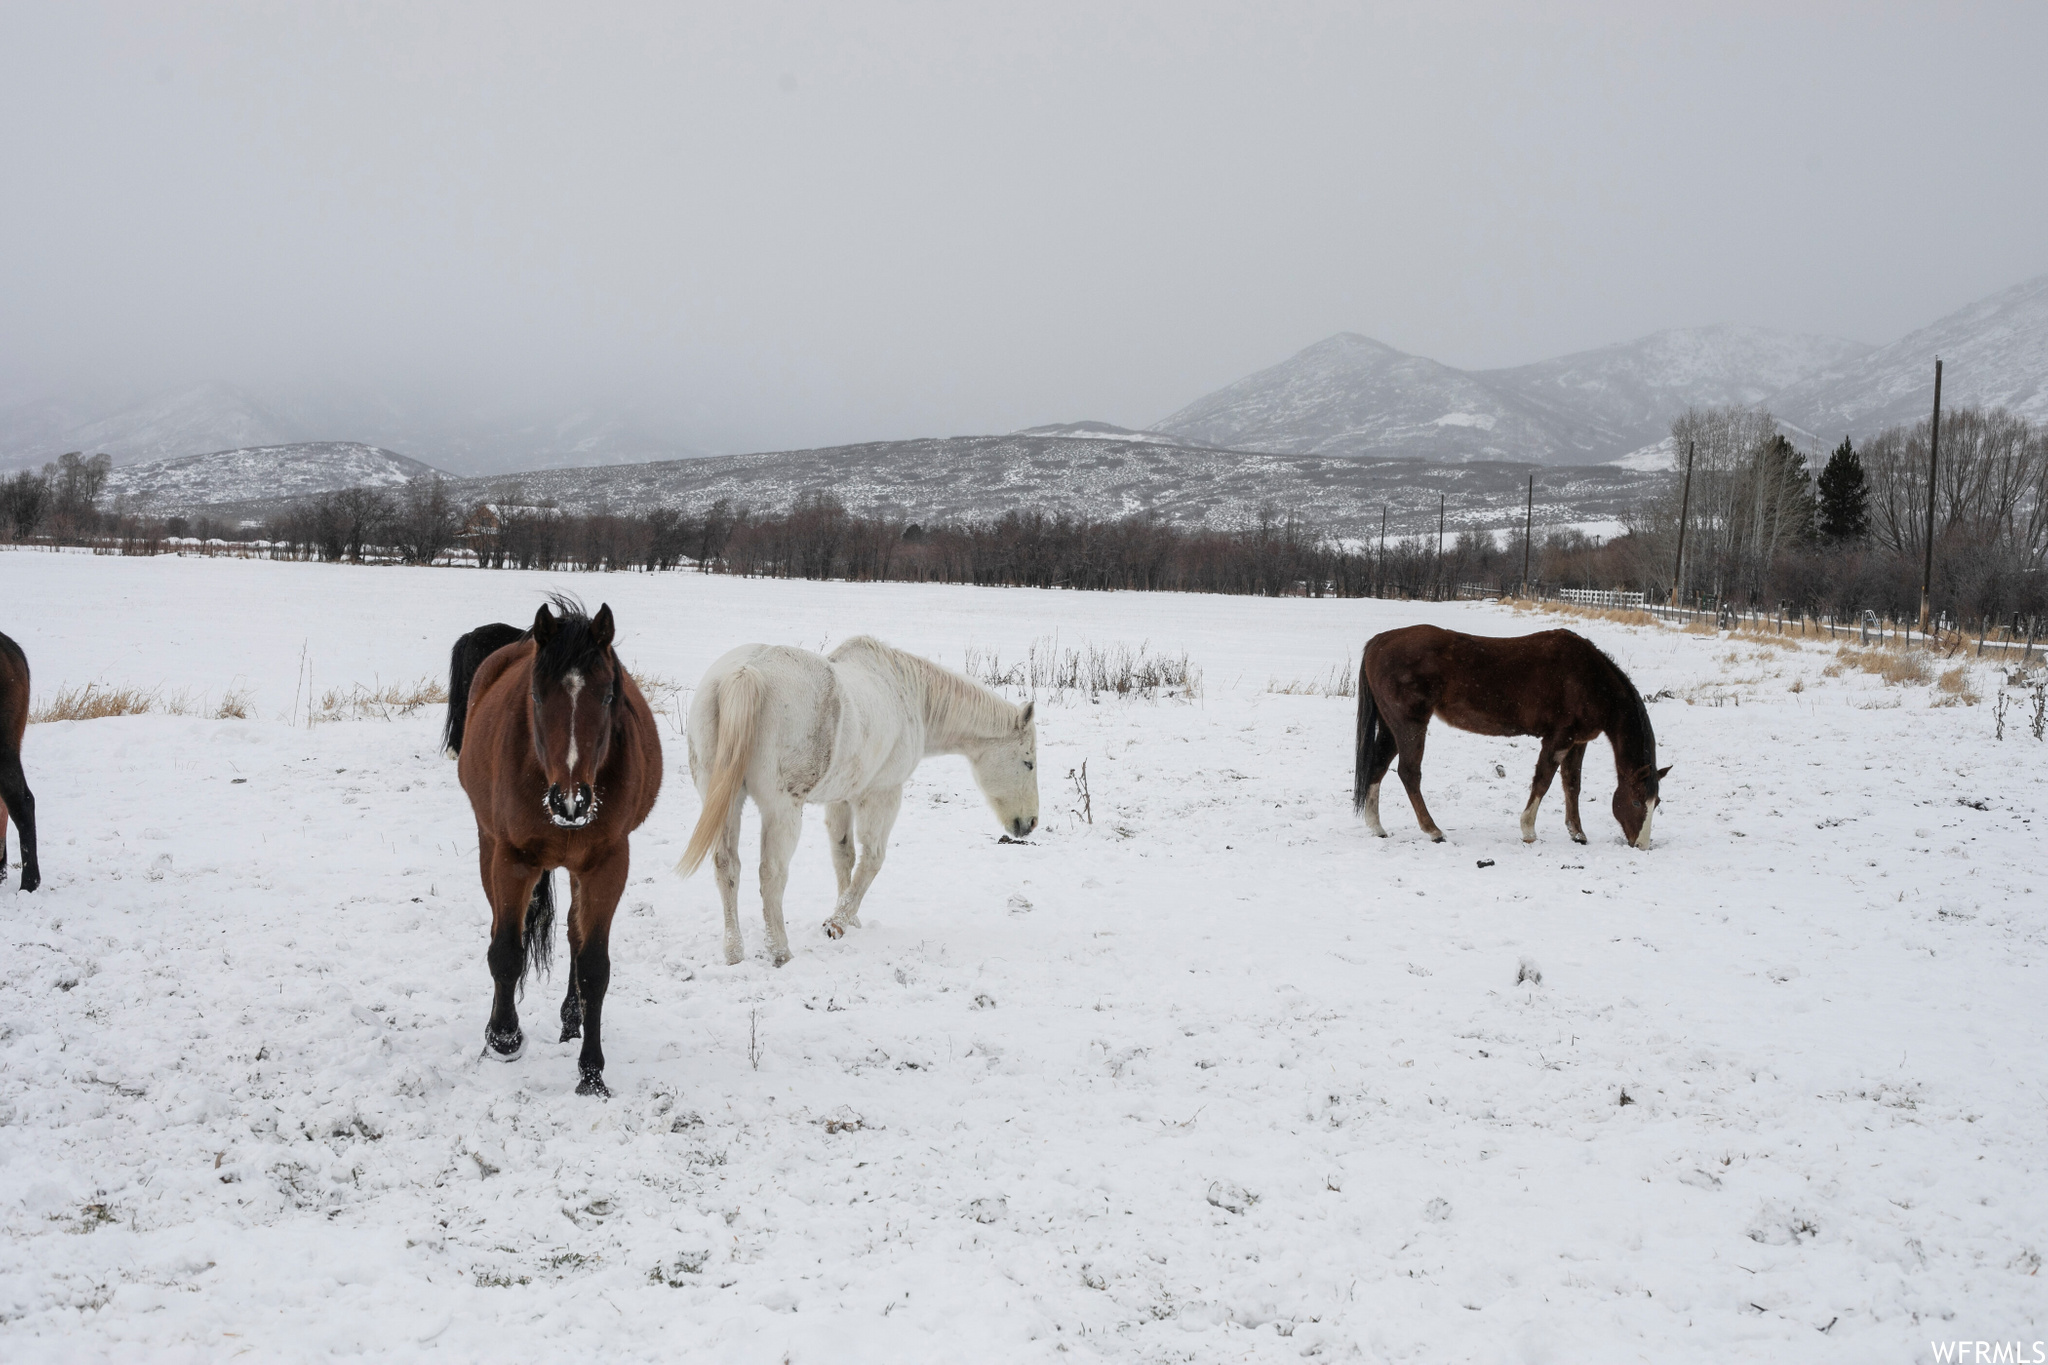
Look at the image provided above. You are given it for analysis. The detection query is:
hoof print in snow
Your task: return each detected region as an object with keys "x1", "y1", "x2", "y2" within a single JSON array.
[
  {"x1": 1207, "y1": 1181, "x2": 1257, "y2": 1215},
  {"x1": 1515, "y1": 957, "x2": 1543, "y2": 986},
  {"x1": 966, "y1": 1196, "x2": 1007, "y2": 1224},
  {"x1": 1424, "y1": 1197, "x2": 1452, "y2": 1222},
  {"x1": 1007, "y1": 894, "x2": 1033, "y2": 914},
  {"x1": 820, "y1": 1108, "x2": 867, "y2": 1134},
  {"x1": 1618, "y1": 1088, "x2": 1636, "y2": 1106},
  {"x1": 973, "y1": 993, "x2": 996, "y2": 1009}
]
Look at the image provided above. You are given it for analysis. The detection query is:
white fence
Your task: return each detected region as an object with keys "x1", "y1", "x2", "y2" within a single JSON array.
[{"x1": 1558, "y1": 588, "x2": 1646, "y2": 609}]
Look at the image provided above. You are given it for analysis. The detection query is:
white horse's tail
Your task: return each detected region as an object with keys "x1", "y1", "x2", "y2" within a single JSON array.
[{"x1": 676, "y1": 665, "x2": 765, "y2": 877}]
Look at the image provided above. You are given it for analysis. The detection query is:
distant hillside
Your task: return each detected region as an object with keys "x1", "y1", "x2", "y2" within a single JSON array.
[
  {"x1": 1151, "y1": 326, "x2": 1871, "y2": 466},
  {"x1": 105, "y1": 442, "x2": 448, "y2": 508},
  {"x1": 423, "y1": 434, "x2": 1664, "y2": 539},
  {"x1": 1767, "y1": 274, "x2": 2048, "y2": 441},
  {"x1": 0, "y1": 384, "x2": 705, "y2": 476}
]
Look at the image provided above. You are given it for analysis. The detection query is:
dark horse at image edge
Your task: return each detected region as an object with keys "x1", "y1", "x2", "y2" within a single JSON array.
[
  {"x1": 1, "y1": 631, "x2": 38, "y2": 891},
  {"x1": 1354, "y1": 624, "x2": 1669, "y2": 848},
  {"x1": 451, "y1": 598, "x2": 661, "y2": 1096},
  {"x1": 441, "y1": 621, "x2": 528, "y2": 757}
]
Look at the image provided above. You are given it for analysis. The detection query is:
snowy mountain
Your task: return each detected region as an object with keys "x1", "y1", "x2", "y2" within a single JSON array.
[
  {"x1": 1767, "y1": 274, "x2": 2048, "y2": 441},
  {"x1": 1, "y1": 383, "x2": 301, "y2": 471},
  {"x1": 105, "y1": 443, "x2": 448, "y2": 509},
  {"x1": 1151, "y1": 327, "x2": 1871, "y2": 466}
]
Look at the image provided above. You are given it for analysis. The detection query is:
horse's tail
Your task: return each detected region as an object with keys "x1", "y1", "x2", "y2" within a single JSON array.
[
  {"x1": 676, "y1": 665, "x2": 764, "y2": 877},
  {"x1": 442, "y1": 635, "x2": 476, "y2": 758},
  {"x1": 521, "y1": 870, "x2": 555, "y2": 985},
  {"x1": 1353, "y1": 646, "x2": 1383, "y2": 813}
]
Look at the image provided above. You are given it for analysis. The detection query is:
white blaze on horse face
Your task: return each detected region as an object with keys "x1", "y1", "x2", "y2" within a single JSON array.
[
  {"x1": 969, "y1": 719, "x2": 1039, "y2": 835},
  {"x1": 562, "y1": 670, "x2": 584, "y2": 773},
  {"x1": 1634, "y1": 796, "x2": 1657, "y2": 849}
]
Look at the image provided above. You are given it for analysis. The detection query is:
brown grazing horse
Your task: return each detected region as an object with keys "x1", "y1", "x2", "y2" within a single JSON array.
[
  {"x1": 1354, "y1": 624, "x2": 1668, "y2": 848},
  {"x1": 455, "y1": 598, "x2": 661, "y2": 1096},
  {"x1": 1, "y1": 631, "x2": 38, "y2": 892}
]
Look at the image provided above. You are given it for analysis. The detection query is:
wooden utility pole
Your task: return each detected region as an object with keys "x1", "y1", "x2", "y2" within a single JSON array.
[
  {"x1": 1522, "y1": 474, "x2": 1533, "y2": 597},
  {"x1": 1436, "y1": 493, "x2": 1445, "y2": 600},
  {"x1": 1378, "y1": 504, "x2": 1387, "y2": 597},
  {"x1": 1918, "y1": 358, "x2": 1943, "y2": 634},
  {"x1": 1670, "y1": 440, "x2": 1694, "y2": 608}
]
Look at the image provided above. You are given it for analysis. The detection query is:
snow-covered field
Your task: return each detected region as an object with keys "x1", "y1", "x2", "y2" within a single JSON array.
[{"x1": 1, "y1": 551, "x2": 2042, "y2": 1363}]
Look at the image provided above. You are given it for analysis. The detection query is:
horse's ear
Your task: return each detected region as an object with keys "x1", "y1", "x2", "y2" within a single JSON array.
[
  {"x1": 1019, "y1": 700, "x2": 1034, "y2": 726},
  {"x1": 531, "y1": 604, "x2": 557, "y2": 645},
  {"x1": 591, "y1": 604, "x2": 615, "y2": 648},
  {"x1": 1657, "y1": 765, "x2": 1671, "y2": 780}
]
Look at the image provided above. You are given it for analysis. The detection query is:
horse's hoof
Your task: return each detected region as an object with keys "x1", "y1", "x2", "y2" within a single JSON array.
[
  {"x1": 1570, "y1": 833, "x2": 1588, "y2": 845},
  {"x1": 576, "y1": 1068, "x2": 610, "y2": 1098},
  {"x1": 1522, "y1": 834, "x2": 1537, "y2": 844},
  {"x1": 822, "y1": 920, "x2": 845, "y2": 941},
  {"x1": 559, "y1": 1022, "x2": 581, "y2": 1042},
  {"x1": 723, "y1": 944, "x2": 744, "y2": 966},
  {"x1": 1429, "y1": 833, "x2": 1446, "y2": 844},
  {"x1": 484, "y1": 1027, "x2": 524, "y2": 1062},
  {"x1": 17, "y1": 868, "x2": 37, "y2": 892},
  {"x1": 771, "y1": 950, "x2": 792, "y2": 968}
]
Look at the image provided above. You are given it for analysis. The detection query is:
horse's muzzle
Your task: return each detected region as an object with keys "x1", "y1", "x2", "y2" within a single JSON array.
[
  {"x1": 546, "y1": 782, "x2": 598, "y2": 828},
  {"x1": 1009, "y1": 815, "x2": 1036, "y2": 837}
]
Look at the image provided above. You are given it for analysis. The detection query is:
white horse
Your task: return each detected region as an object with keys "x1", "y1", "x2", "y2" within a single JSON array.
[{"x1": 677, "y1": 635, "x2": 1039, "y2": 966}]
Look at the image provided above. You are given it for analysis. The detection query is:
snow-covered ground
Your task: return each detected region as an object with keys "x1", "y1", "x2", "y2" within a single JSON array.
[{"x1": 1, "y1": 551, "x2": 2042, "y2": 1363}]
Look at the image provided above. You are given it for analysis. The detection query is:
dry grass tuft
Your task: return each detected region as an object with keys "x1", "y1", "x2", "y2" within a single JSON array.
[
  {"x1": 966, "y1": 639, "x2": 1201, "y2": 701},
  {"x1": 1788, "y1": 676, "x2": 1805, "y2": 694},
  {"x1": 1932, "y1": 665, "x2": 1980, "y2": 707},
  {"x1": 215, "y1": 687, "x2": 254, "y2": 720},
  {"x1": 1514, "y1": 600, "x2": 1657, "y2": 628},
  {"x1": 1833, "y1": 645, "x2": 1931, "y2": 686},
  {"x1": 1266, "y1": 662, "x2": 1356, "y2": 698},
  {"x1": 314, "y1": 677, "x2": 448, "y2": 722},
  {"x1": 628, "y1": 672, "x2": 686, "y2": 707},
  {"x1": 30, "y1": 683, "x2": 158, "y2": 723}
]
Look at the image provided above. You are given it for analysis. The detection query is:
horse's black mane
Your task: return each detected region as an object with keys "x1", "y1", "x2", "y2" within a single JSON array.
[
  {"x1": 1589, "y1": 639, "x2": 1657, "y2": 776},
  {"x1": 534, "y1": 593, "x2": 612, "y2": 684}
]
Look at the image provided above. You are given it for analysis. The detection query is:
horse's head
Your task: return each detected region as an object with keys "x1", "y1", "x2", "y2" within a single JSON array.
[
  {"x1": 529, "y1": 599, "x2": 624, "y2": 829},
  {"x1": 1613, "y1": 763, "x2": 1672, "y2": 849},
  {"x1": 967, "y1": 700, "x2": 1039, "y2": 839}
]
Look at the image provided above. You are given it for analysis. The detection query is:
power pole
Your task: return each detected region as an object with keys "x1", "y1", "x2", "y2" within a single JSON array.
[
  {"x1": 1918, "y1": 358, "x2": 1943, "y2": 635},
  {"x1": 1436, "y1": 493, "x2": 1445, "y2": 601},
  {"x1": 1670, "y1": 440, "x2": 1694, "y2": 608},
  {"x1": 1522, "y1": 474, "x2": 1533, "y2": 597},
  {"x1": 1378, "y1": 504, "x2": 1387, "y2": 597}
]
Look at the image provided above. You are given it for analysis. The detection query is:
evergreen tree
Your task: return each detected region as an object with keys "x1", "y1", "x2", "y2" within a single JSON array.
[{"x1": 1815, "y1": 437, "x2": 1868, "y2": 541}]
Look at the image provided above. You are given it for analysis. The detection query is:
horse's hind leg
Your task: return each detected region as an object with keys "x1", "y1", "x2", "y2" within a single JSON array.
[
  {"x1": 826, "y1": 785, "x2": 900, "y2": 939},
  {"x1": 1360, "y1": 727, "x2": 1398, "y2": 839},
  {"x1": 565, "y1": 858, "x2": 627, "y2": 1097},
  {"x1": 825, "y1": 802, "x2": 855, "y2": 898},
  {"x1": 0, "y1": 746, "x2": 36, "y2": 892},
  {"x1": 711, "y1": 796, "x2": 746, "y2": 966},
  {"x1": 1559, "y1": 742, "x2": 1589, "y2": 844},
  {"x1": 1392, "y1": 720, "x2": 1446, "y2": 842},
  {"x1": 756, "y1": 797, "x2": 803, "y2": 967},
  {"x1": 1520, "y1": 745, "x2": 1562, "y2": 843}
]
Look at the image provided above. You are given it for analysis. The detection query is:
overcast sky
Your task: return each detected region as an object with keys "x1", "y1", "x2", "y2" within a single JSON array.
[{"x1": 3, "y1": 1, "x2": 2043, "y2": 452}]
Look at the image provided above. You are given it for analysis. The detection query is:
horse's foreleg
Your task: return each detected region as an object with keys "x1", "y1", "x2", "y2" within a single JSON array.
[
  {"x1": 482, "y1": 842, "x2": 541, "y2": 1061},
  {"x1": 559, "y1": 874, "x2": 586, "y2": 1041},
  {"x1": 1521, "y1": 746, "x2": 1562, "y2": 843},
  {"x1": 0, "y1": 747, "x2": 37, "y2": 893},
  {"x1": 756, "y1": 798, "x2": 803, "y2": 967},
  {"x1": 826, "y1": 786, "x2": 901, "y2": 938},
  {"x1": 711, "y1": 796, "x2": 746, "y2": 966},
  {"x1": 1559, "y1": 743, "x2": 1589, "y2": 844},
  {"x1": 825, "y1": 802, "x2": 855, "y2": 898},
  {"x1": 1393, "y1": 722, "x2": 1444, "y2": 842},
  {"x1": 566, "y1": 859, "x2": 626, "y2": 1097}
]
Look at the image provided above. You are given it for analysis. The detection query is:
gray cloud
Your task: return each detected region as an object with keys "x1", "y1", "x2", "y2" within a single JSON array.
[{"x1": 3, "y1": 1, "x2": 2043, "y2": 455}]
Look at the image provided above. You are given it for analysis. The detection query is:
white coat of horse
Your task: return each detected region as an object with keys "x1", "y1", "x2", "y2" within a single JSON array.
[{"x1": 677, "y1": 636, "x2": 1038, "y2": 966}]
